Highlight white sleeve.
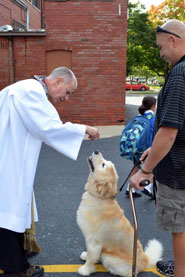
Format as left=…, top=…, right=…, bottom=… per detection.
left=13, top=85, right=86, bottom=160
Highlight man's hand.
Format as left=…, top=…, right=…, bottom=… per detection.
left=86, top=126, right=100, bottom=140
left=130, top=170, right=152, bottom=191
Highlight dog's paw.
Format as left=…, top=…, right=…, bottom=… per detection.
left=80, top=251, right=87, bottom=261
left=78, top=264, right=95, bottom=276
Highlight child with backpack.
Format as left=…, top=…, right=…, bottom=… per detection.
left=120, top=95, right=157, bottom=198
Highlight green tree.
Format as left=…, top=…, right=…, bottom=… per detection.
left=127, top=2, right=168, bottom=79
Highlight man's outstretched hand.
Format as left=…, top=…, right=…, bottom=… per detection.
left=86, top=126, right=100, bottom=140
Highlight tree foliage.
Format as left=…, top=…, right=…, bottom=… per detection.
left=127, top=2, right=167, bottom=78
left=149, top=0, right=185, bottom=27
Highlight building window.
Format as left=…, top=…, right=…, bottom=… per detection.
left=33, top=0, right=40, bottom=9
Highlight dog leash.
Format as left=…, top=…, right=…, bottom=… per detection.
left=119, top=160, right=150, bottom=192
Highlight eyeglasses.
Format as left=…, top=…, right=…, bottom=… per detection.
left=157, top=26, right=181, bottom=39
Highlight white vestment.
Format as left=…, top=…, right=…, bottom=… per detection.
left=0, top=79, right=86, bottom=232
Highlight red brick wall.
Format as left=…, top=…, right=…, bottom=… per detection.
left=0, top=0, right=41, bottom=29
left=0, top=38, right=9, bottom=88
left=0, top=0, right=127, bottom=126
left=44, top=0, right=127, bottom=125
left=13, top=36, right=46, bottom=78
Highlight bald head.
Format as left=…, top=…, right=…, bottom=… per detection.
left=161, top=19, right=185, bottom=39
left=48, top=67, right=78, bottom=89
left=156, top=19, right=185, bottom=66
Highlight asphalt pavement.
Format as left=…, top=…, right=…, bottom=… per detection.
left=28, top=94, right=172, bottom=277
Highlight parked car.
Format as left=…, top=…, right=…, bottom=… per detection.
left=126, top=81, right=150, bottom=91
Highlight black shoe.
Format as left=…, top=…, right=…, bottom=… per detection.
left=125, top=190, right=142, bottom=198
left=156, top=260, right=174, bottom=277
left=141, top=188, right=154, bottom=198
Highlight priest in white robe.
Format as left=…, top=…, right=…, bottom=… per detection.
left=0, top=67, right=100, bottom=276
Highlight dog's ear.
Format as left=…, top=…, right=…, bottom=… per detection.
left=96, top=181, right=117, bottom=198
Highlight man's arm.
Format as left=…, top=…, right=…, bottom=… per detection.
left=130, top=126, right=178, bottom=190
left=86, top=126, right=100, bottom=140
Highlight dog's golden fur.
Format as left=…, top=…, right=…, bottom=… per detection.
left=77, top=151, right=163, bottom=276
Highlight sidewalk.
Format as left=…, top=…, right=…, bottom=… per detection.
left=85, top=94, right=144, bottom=139
left=84, top=125, right=124, bottom=139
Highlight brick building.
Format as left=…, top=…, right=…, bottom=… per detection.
left=0, top=0, right=128, bottom=125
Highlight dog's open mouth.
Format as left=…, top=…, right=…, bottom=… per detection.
left=88, top=156, right=95, bottom=172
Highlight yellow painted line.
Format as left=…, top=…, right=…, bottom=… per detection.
left=0, top=265, right=164, bottom=275
left=43, top=264, right=107, bottom=272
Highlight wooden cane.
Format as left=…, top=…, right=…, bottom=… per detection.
left=129, top=179, right=150, bottom=277
left=129, top=184, right=138, bottom=277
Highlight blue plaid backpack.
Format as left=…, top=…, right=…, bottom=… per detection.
left=120, top=113, right=152, bottom=161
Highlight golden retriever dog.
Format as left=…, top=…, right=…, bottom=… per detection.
left=77, top=151, right=163, bottom=276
